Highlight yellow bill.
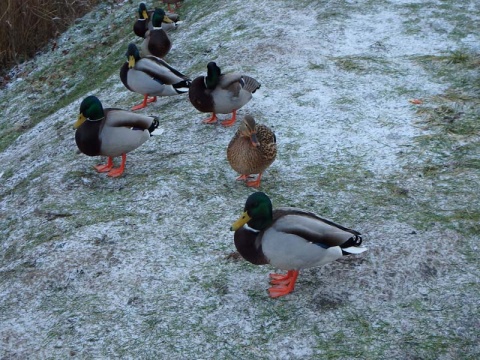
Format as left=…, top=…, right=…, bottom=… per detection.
left=74, top=113, right=86, bottom=129
left=230, top=211, right=251, bottom=231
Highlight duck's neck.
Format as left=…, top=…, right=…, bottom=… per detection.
left=87, top=116, right=104, bottom=122
left=247, top=213, right=273, bottom=231
left=204, top=70, right=220, bottom=89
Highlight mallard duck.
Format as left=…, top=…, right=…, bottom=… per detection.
left=227, top=115, right=277, bottom=188
left=162, top=0, right=183, bottom=13
left=189, top=62, right=261, bottom=127
left=141, top=8, right=172, bottom=58
left=134, top=3, right=178, bottom=38
left=133, top=2, right=150, bottom=38
left=162, top=11, right=180, bottom=32
left=74, top=95, right=160, bottom=177
left=231, top=192, right=367, bottom=298
left=120, top=43, right=191, bottom=111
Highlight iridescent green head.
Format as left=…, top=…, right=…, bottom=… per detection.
left=74, top=95, right=104, bottom=129
left=231, top=192, right=273, bottom=231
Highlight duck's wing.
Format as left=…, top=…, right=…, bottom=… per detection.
left=104, top=108, right=154, bottom=130
left=272, top=207, right=363, bottom=248
left=218, top=73, right=243, bottom=94
left=135, top=57, right=190, bottom=84
left=219, top=73, right=261, bottom=95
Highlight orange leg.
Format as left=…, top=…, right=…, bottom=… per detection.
left=106, top=154, right=127, bottom=177
left=268, top=270, right=299, bottom=298
left=132, top=95, right=156, bottom=111
left=246, top=173, right=262, bottom=188
left=269, top=270, right=294, bottom=283
left=202, top=113, right=218, bottom=124
left=95, top=157, right=114, bottom=173
left=221, top=109, right=238, bottom=127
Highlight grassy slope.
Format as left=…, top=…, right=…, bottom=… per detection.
left=0, top=0, right=479, bottom=359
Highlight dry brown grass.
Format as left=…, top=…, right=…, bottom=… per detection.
left=0, top=0, right=99, bottom=74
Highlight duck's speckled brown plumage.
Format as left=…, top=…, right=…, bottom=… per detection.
left=227, top=115, right=276, bottom=186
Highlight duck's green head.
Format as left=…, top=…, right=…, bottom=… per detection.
left=138, top=2, right=148, bottom=20
left=231, top=192, right=273, bottom=231
left=74, top=95, right=104, bottom=129
left=238, top=115, right=259, bottom=147
left=205, top=62, right=222, bottom=89
left=152, top=8, right=173, bottom=27
left=126, top=43, right=141, bottom=69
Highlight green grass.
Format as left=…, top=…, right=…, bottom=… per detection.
left=330, top=55, right=403, bottom=76
left=0, top=2, right=132, bottom=152
left=401, top=48, right=480, bottom=238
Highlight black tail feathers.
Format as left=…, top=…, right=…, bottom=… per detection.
left=341, top=234, right=363, bottom=255
left=148, top=117, right=160, bottom=134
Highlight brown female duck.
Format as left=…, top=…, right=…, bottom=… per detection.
left=227, top=115, right=276, bottom=188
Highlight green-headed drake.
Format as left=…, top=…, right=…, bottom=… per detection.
left=189, top=62, right=261, bottom=127
left=231, top=192, right=367, bottom=298
left=141, top=8, right=173, bottom=58
left=227, top=115, right=277, bottom=188
left=133, top=2, right=150, bottom=38
left=120, top=43, right=191, bottom=111
left=134, top=3, right=179, bottom=38
left=74, top=96, right=160, bottom=177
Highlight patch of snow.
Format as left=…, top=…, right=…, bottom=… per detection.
left=1, top=0, right=479, bottom=358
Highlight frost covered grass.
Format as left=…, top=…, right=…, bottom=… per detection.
left=1, top=0, right=479, bottom=359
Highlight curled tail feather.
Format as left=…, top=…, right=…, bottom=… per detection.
left=341, top=235, right=367, bottom=255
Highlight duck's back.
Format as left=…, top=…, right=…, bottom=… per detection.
left=98, top=109, right=152, bottom=157
left=272, top=208, right=362, bottom=245
left=260, top=208, right=363, bottom=270
left=213, top=74, right=260, bottom=113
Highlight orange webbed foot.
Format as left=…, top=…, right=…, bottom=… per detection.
left=95, top=157, right=114, bottom=173
left=267, top=270, right=299, bottom=298
left=106, top=167, right=125, bottom=177
left=202, top=113, right=218, bottom=124
left=221, top=118, right=236, bottom=127
left=221, top=110, right=238, bottom=127
left=235, top=174, right=250, bottom=181
left=246, top=173, right=262, bottom=188
left=131, top=95, right=156, bottom=111
left=106, top=154, right=126, bottom=177
left=268, top=285, right=295, bottom=298
left=269, top=271, right=292, bottom=284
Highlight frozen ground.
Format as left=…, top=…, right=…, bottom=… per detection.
left=0, top=0, right=479, bottom=359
